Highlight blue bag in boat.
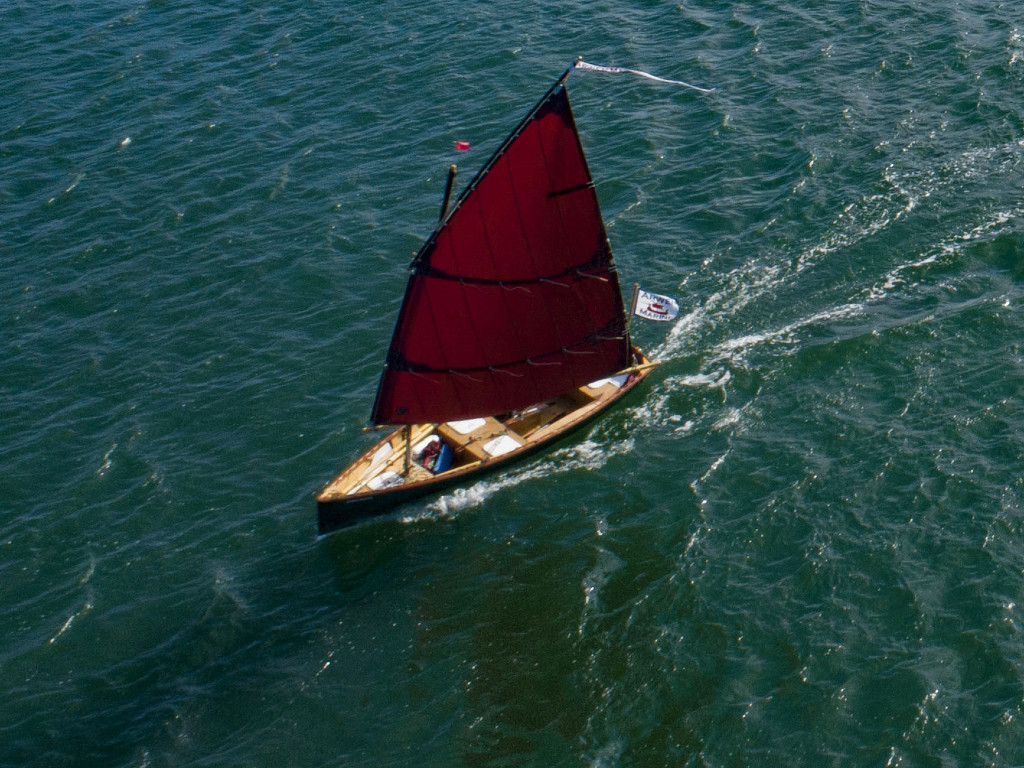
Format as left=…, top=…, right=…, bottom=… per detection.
left=432, top=443, right=453, bottom=474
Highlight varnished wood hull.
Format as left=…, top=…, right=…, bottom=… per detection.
left=316, top=348, right=654, bottom=535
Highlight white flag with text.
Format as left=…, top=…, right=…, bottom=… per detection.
left=634, top=289, right=679, bottom=322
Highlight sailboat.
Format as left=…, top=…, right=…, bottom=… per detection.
left=317, top=60, right=661, bottom=535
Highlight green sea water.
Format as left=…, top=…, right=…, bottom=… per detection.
left=5, top=1, right=1024, bottom=766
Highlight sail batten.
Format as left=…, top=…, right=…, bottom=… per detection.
left=548, top=182, right=595, bottom=198
left=413, top=254, right=612, bottom=284
left=382, top=316, right=626, bottom=375
left=371, top=84, right=631, bottom=426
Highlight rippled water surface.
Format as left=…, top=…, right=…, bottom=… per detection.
left=5, top=1, right=1024, bottom=766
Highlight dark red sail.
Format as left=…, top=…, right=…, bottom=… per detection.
left=370, top=84, right=631, bottom=425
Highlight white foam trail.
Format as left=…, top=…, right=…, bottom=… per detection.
left=423, top=138, right=1023, bottom=522
left=46, top=172, right=86, bottom=204
left=49, top=602, right=93, bottom=644
left=710, top=302, right=864, bottom=368
left=1010, top=28, right=1024, bottom=66
left=863, top=204, right=1024, bottom=304
left=652, top=149, right=933, bottom=366
left=97, top=443, right=116, bottom=477
left=579, top=546, right=626, bottom=633
left=78, top=556, right=96, bottom=586
left=418, top=438, right=636, bottom=519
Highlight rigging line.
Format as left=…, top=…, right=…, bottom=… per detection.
left=450, top=369, right=484, bottom=383
left=490, top=366, right=524, bottom=378
left=408, top=370, right=444, bottom=384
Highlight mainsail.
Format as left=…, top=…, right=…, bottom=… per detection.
left=370, top=77, right=631, bottom=426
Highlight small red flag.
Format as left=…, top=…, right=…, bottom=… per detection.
left=454, top=141, right=470, bottom=151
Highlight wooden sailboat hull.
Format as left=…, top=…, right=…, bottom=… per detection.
left=317, top=349, right=654, bottom=535
left=315, top=68, right=673, bottom=536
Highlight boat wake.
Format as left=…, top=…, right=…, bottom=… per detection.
left=399, top=131, right=1024, bottom=524
left=408, top=437, right=637, bottom=521
left=638, top=132, right=1024, bottom=442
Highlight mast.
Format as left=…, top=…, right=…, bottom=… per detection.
left=626, top=283, right=639, bottom=331
left=439, top=164, right=457, bottom=222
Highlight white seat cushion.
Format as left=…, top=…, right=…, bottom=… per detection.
left=447, top=418, right=487, bottom=435
left=483, top=434, right=521, bottom=457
